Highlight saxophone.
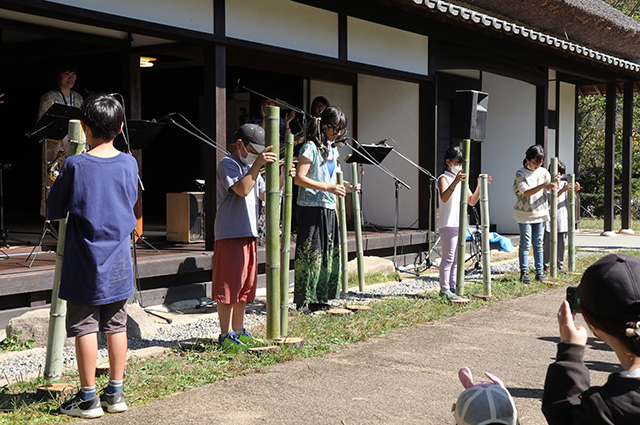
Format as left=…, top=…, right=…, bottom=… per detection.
left=47, top=149, right=65, bottom=182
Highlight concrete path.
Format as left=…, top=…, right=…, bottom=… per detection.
left=77, top=285, right=620, bottom=425
left=70, top=231, right=639, bottom=424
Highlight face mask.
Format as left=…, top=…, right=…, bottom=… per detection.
left=239, top=143, right=259, bottom=165
left=450, top=164, right=462, bottom=175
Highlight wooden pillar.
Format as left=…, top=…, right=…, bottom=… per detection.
left=203, top=0, right=228, bottom=250
left=203, top=45, right=226, bottom=250
left=536, top=77, right=549, bottom=157
left=418, top=79, right=437, bottom=231
left=603, top=82, right=616, bottom=234
left=121, top=49, right=143, bottom=238
left=555, top=78, right=560, bottom=158
left=621, top=81, right=633, bottom=232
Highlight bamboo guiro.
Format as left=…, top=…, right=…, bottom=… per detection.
left=280, top=132, right=294, bottom=337
left=336, top=170, right=349, bottom=293
left=265, top=106, right=281, bottom=340
left=455, top=139, right=470, bottom=296
left=44, top=119, right=85, bottom=380
left=567, top=174, right=576, bottom=272
left=350, top=162, right=365, bottom=291
left=479, top=174, right=491, bottom=296
left=549, top=157, right=558, bottom=279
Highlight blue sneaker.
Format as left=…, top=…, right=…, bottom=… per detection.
left=439, top=289, right=461, bottom=300
left=235, top=329, right=265, bottom=347
left=218, top=332, right=247, bottom=352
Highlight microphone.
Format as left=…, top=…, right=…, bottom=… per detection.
left=332, top=137, right=350, bottom=148
left=230, top=77, right=242, bottom=99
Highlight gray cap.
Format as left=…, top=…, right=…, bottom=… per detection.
left=235, top=124, right=265, bottom=147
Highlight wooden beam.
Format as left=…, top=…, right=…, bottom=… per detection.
left=621, top=81, right=634, bottom=230
left=536, top=78, right=549, bottom=154
left=604, top=82, right=616, bottom=232
left=419, top=80, right=437, bottom=231
left=203, top=44, right=226, bottom=250
left=121, top=48, right=144, bottom=239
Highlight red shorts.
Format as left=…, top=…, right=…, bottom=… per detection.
left=212, top=237, right=257, bottom=304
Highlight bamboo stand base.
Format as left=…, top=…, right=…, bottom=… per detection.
left=451, top=298, right=471, bottom=305
left=327, top=308, right=352, bottom=315
left=473, top=294, right=493, bottom=301
left=36, top=383, right=76, bottom=400
left=247, top=346, right=280, bottom=355
left=274, top=337, right=305, bottom=348
left=345, top=305, right=371, bottom=312
left=96, top=360, right=131, bottom=377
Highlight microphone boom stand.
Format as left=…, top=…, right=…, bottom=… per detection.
left=343, top=138, right=417, bottom=279
left=382, top=140, right=439, bottom=274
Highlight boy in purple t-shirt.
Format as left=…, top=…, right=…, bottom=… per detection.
left=47, top=94, right=138, bottom=418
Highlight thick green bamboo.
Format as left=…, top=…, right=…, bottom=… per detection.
left=567, top=174, right=576, bottom=272
left=550, top=158, right=558, bottom=279
left=279, top=132, right=294, bottom=337
left=455, top=139, right=470, bottom=296
left=479, top=174, right=491, bottom=296
left=336, top=170, right=349, bottom=293
left=44, top=119, right=85, bottom=380
left=265, top=106, right=280, bottom=340
left=350, top=163, right=365, bottom=291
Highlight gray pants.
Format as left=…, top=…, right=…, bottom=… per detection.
left=543, top=231, right=566, bottom=270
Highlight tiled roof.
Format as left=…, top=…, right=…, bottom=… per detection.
left=412, top=0, right=640, bottom=74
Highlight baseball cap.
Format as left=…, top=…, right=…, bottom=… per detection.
left=577, top=253, right=640, bottom=321
left=235, top=124, right=265, bottom=152
left=454, top=384, right=518, bottom=425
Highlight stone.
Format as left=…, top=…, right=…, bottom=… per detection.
left=5, top=308, right=73, bottom=347
left=347, top=256, right=396, bottom=277
left=126, top=303, right=159, bottom=340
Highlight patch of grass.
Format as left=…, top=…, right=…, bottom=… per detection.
left=0, top=332, right=34, bottom=353
left=348, top=271, right=399, bottom=286
left=579, top=216, right=640, bottom=231
left=0, top=250, right=635, bottom=424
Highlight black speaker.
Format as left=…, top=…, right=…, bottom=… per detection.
left=452, top=90, right=489, bottom=142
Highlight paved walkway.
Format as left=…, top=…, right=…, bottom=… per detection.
left=73, top=231, right=639, bottom=425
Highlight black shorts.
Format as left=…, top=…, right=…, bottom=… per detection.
left=66, top=300, right=128, bottom=338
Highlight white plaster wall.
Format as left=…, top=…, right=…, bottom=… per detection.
left=558, top=82, right=576, bottom=174
left=482, top=73, right=537, bottom=234
left=348, top=17, right=428, bottom=75
left=309, top=80, right=354, bottom=180
left=46, top=0, right=214, bottom=33
left=226, top=0, right=339, bottom=57
left=356, top=75, right=420, bottom=228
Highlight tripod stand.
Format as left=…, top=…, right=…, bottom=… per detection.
left=26, top=219, right=58, bottom=267
left=464, top=207, right=484, bottom=275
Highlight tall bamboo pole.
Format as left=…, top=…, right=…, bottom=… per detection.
left=44, top=119, right=84, bottom=381
left=479, top=174, right=491, bottom=296
left=336, top=170, right=349, bottom=293
left=550, top=158, right=558, bottom=279
left=455, top=139, right=470, bottom=296
left=265, top=106, right=280, bottom=340
left=279, top=132, right=294, bottom=337
left=350, top=163, right=365, bottom=291
left=567, top=174, right=576, bottom=272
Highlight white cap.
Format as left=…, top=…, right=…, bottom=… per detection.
left=454, top=384, right=518, bottom=425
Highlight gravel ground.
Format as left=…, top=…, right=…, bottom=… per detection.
left=0, top=257, right=528, bottom=384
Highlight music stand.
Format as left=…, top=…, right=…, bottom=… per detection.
left=25, top=104, right=84, bottom=267
left=379, top=139, right=439, bottom=274
left=117, top=119, right=166, bottom=253
left=342, top=139, right=416, bottom=278
left=26, top=104, right=83, bottom=140
left=114, top=120, right=165, bottom=152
